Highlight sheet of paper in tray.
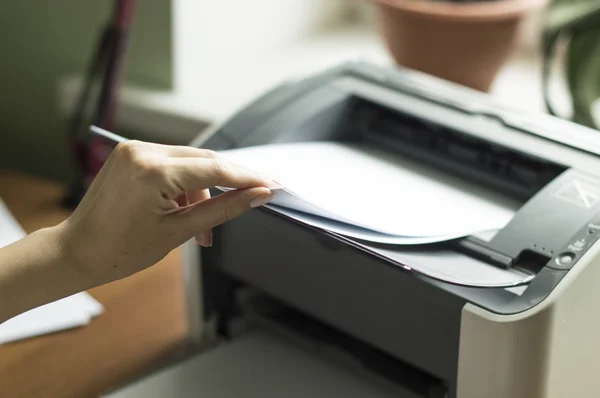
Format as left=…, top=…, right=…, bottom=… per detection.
left=218, top=141, right=521, bottom=245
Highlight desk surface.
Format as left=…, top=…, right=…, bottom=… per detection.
left=0, top=170, right=190, bottom=397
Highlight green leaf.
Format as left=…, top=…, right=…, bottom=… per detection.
left=566, top=26, right=600, bottom=128
left=545, top=1, right=600, bottom=33
left=542, top=0, right=600, bottom=129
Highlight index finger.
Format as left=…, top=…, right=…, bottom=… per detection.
left=165, top=157, right=279, bottom=192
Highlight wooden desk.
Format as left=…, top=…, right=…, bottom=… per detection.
left=0, top=170, right=190, bottom=397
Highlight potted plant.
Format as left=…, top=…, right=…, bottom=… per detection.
left=369, top=0, right=548, bottom=92
left=542, top=0, right=600, bottom=130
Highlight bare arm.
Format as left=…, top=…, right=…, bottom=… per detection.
left=0, top=140, right=276, bottom=324
left=0, top=223, right=89, bottom=323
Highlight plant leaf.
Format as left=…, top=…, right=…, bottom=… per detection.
left=542, top=0, right=600, bottom=126
left=566, top=26, right=600, bottom=129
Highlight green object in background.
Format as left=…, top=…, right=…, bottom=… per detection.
left=0, top=1, right=172, bottom=183
left=542, top=0, right=600, bottom=130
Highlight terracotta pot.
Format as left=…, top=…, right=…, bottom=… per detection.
left=370, top=0, right=547, bottom=92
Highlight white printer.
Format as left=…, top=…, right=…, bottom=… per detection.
left=104, top=61, right=600, bottom=398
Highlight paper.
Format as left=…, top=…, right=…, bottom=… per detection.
left=267, top=205, right=533, bottom=287
left=0, top=198, right=104, bottom=344
left=220, top=142, right=521, bottom=244
left=267, top=203, right=477, bottom=245
left=349, top=238, right=534, bottom=287
left=0, top=200, right=28, bottom=248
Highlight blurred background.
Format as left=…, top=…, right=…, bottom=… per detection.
left=0, top=0, right=595, bottom=186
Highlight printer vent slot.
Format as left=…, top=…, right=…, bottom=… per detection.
left=351, top=100, right=565, bottom=201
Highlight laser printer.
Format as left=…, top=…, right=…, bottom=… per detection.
left=104, top=61, right=600, bottom=398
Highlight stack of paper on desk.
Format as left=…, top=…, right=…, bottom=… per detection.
left=0, top=199, right=104, bottom=344
left=220, top=142, right=521, bottom=245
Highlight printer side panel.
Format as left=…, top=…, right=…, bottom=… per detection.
left=457, top=239, right=600, bottom=398
left=456, top=304, right=552, bottom=397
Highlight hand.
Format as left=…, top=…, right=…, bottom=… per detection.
left=61, top=140, right=276, bottom=285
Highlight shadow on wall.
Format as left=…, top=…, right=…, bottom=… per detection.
left=0, top=0, right=172, bottom=183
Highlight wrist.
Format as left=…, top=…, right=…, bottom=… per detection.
left=0, top=221, right=96, bottom=323
left=52, top=220, right=98, bottom=290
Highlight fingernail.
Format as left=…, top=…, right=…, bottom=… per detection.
left=250, top=194, right=273, bottom=208
left=268, top=180, right=283, bottom=189
left=195, top=232, right=212, bottom=247
left=195, top=234, right=205, bottom=246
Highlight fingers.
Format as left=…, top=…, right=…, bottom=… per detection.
left=166, top=157, right=278, bottom=192
left=164, top=145, right=219, bottom=159
left=175, top=192, right=190, bottom=207
left=113, top=140, right=277, bottom=194
left=188, top=189, right=212, bottom=246
left=188, top=189, right=210, bottom=204
left=178, top=187, right=273, bottom=233
left=130, top=140, right=219, bottom=159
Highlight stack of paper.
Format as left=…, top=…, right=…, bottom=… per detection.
left=0, top=199, right=104, bottom=344
left=220, top=141, right=521, bottom=245
left=218, top=142, right=534, bottom=288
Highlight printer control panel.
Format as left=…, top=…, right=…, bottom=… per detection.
left=549, top=217, right=600, bottom=271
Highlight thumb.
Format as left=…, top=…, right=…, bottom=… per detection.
left=180, top=187, right=273, bottom=233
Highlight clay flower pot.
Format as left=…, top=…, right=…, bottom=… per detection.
left=370, top=0, right=548, bottom=92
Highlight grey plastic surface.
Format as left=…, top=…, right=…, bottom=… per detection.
left=207, top=208, right=464, bottom=385
left=103, top=331, right=408, bottom=398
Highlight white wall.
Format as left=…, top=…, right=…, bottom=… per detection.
left=172, top=0, right=351, bottom=96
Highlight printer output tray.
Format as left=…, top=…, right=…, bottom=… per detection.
left=269, top=206, right=534, bottom=289
left=102, top=328, right=419, bottom=398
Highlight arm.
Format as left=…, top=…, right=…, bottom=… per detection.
left=0, top=140, right=276, bottom=324
left=0, top=223, right=89, bottom=323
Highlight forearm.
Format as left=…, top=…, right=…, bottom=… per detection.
left=0, top=222, right=92, bottom=324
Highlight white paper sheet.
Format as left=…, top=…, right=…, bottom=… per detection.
left=0, top=198, right=104, bottom=344
left=267, top=203, right=474, bottom=245
left=0, top=294, right=94, bottom=344
left=0, top=199, right=28, bottom=248
left=220, top=142, right=521, bottom=243
left=269, top=205, right=534, bottom=287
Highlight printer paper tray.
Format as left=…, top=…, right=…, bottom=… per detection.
left=270, top=206, right=534, bottom=288
left=103, top=329, right=420, bottom=398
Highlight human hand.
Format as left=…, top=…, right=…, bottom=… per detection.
left=61, top=140, right=276, bottom=285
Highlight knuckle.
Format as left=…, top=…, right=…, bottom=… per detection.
left=210, top=158, right=229, bottom=180
left=214, top=198, right=248, bottom=226
left=217, top=206, right=236, bottom=224
left=115, top=140, right=142, bottom=161
left=200, top=149, right=218, bottom=159
left=114, top=141, right=167, bottom=182
left=139, top=157, right=167, bottom=182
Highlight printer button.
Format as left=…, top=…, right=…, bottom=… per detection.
left=554, top=252, right=575, bottom=269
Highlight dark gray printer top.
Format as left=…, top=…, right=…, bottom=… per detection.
left=199, top=60, right=600, bottom=316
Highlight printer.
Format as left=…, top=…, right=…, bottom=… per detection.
left=104, top=61, right=600, bottom=398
